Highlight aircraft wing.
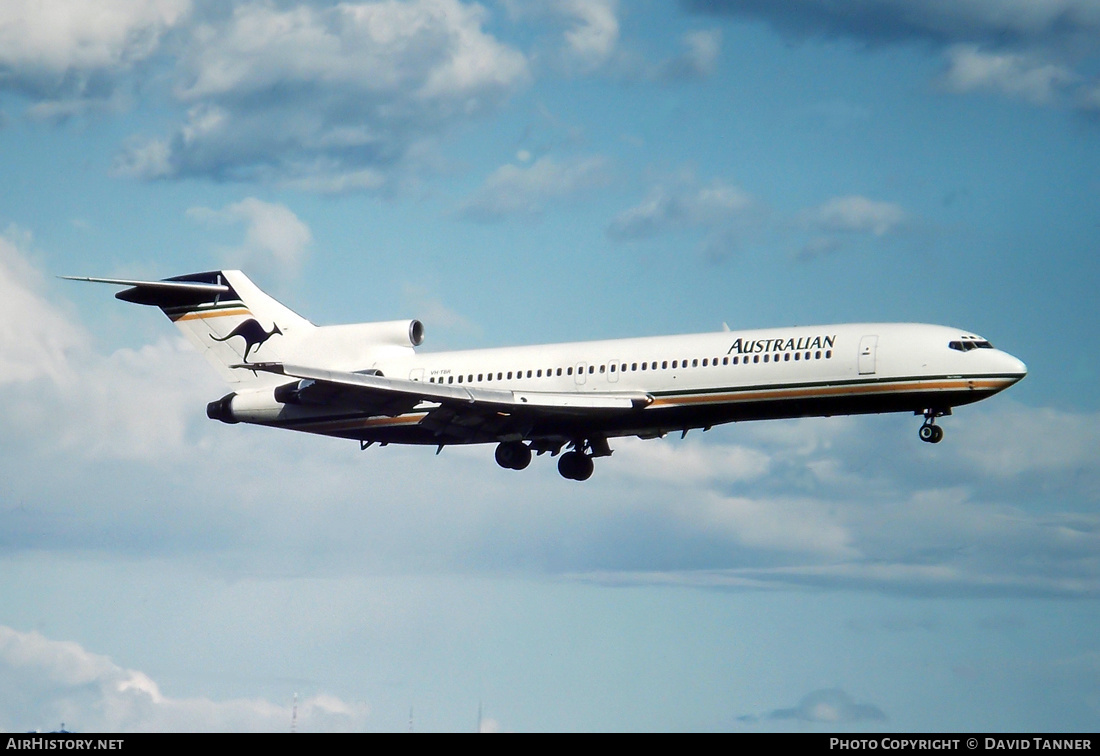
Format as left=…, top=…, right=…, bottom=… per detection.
left=244, top=362, right=653, bottom=441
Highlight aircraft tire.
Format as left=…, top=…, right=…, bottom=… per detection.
left=558, top=451, right=594, bottom=481
left=495, top=441, right=532, bottom=470
left=919, top=424, right=944, bottom=443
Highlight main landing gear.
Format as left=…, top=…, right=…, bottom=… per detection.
left=557, top=450, right=594, bottom=481
left=918, top=408, right=947, bottom=444
left=494, top=437, right=611, bottom=480
left=556, top=438, right=611, bottom=481
left=494, top=440, right=532, bottom=470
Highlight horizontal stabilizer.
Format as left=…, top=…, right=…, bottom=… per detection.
left=59, top=275, right=230, bottom=307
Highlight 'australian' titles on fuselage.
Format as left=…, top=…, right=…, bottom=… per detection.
left=727, top=333, right=836, bottom=356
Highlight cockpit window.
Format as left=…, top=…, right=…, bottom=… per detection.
left=949, top=339, right=994, bottom=352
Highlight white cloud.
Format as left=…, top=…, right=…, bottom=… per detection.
left=0, top=0, right=189, bottom=114
left=503, top=0, right=619, bottom=72
left=0, top=231, right=220, bottom=462
left=0, top=625, right=368, bottom=732
left=802, top=195, right=908, bottom=236
left=117, top=0, right=530, bottom=189
left=690, top=491, right=860, bottom=559
left=796, top=195, right=909, bottom=259
left=0, top=229, right=82, bottom=386
left=457, top=155, right=611, bottom=221
left=188, top=198, right=312, bottom=273
left=558, top=0, right=620, bottom=71
left=941, top=45, right=1077, bottom=105
left=0, top=0, right=189, bottom=75
left=954, top=404, right=1099, bottom=476
left=607, top=178, right=756, bottom=240
left=175, top=1, right=525, bottom=102
left=52, top=336, right=220, bottom=461
left=613, top=436, right=771, bottom=486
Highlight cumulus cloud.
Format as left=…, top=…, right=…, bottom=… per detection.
left=607, top=178, right=756, bottom=240
left=503, top=0, right=619, bottom=72
left=1, top=229, right=220, bottom=463
left=802, top=195, right=907, bottom=237
left=457, top=155, right=611, bottom=221
left=950, top=401, right=1100, bottom=480
left=504, top=2, right=718, bottom=83
left=114, top=0, right=530, bottom=190
left=940, top=44, right=1078, bottom=105
left=611, top=182, right=912, bottom=262
left=0, top=228, right=82, bottom=386
left=559, top=0, right=620, bottom=71
left=0, top=626, right=368, bottom=732
left=188, top=197, right=313, bottom=273
left=606, top=174, right=762, bottom=262
left=797, top=195, right=909, bottom=259
left=0, top=0, right=190, bottom=116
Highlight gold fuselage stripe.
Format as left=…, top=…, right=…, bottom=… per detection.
left=270, top=376, right=1012, bottom=433
left=647, top=377, right=1013, bottom=407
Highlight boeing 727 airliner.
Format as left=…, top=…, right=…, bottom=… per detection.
left=64, top=270, right=1027, bottom=480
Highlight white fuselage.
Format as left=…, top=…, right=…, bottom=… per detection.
left=243, top=322, right=1026, bottom=446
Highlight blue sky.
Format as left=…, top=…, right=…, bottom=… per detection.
left=1, top=0, right=1098, bottom=732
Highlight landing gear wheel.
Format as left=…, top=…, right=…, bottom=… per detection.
left=918, top=408, right=948, bottom=444
left=557, top=451, right=594, bottom=481
left=919, top=423, right=944, bottom=444
left=495, top=441, right=532, bottom=470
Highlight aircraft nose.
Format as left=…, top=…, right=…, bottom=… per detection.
left=1000, top=351, right=1028, bottom=382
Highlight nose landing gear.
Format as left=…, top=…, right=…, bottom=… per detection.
left=918, top=408, right=948, bottom=444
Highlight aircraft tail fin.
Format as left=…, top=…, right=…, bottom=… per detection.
left=62, top=271, right=313, bottom=386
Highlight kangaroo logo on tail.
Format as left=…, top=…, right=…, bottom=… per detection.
left=211, top=319, right=282, bottom=362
